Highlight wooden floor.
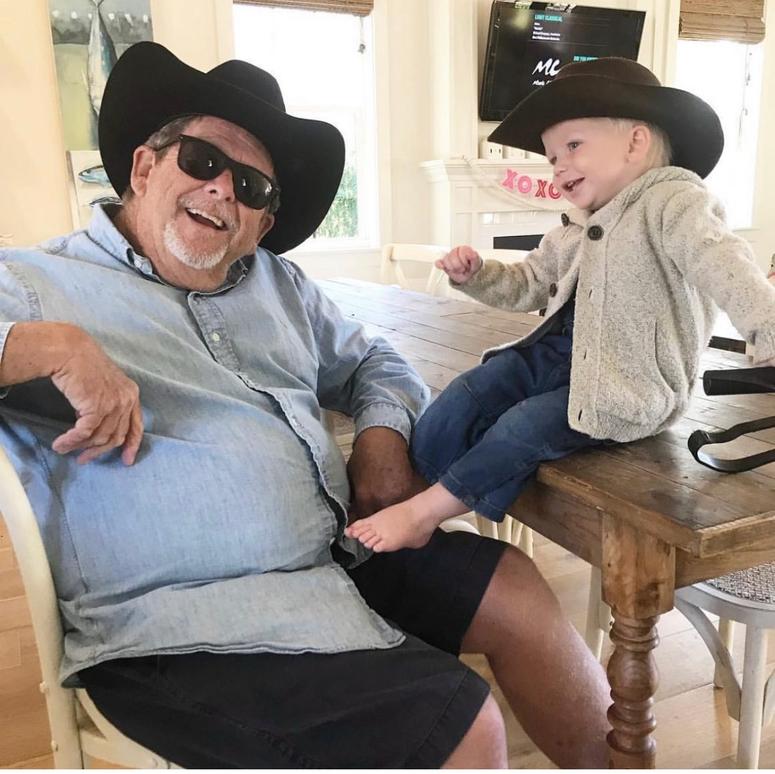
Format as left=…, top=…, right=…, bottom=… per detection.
left=4, top=475, right=775, bottom=768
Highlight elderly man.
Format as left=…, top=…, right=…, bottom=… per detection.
left=0, top=43, right=610, bottom=768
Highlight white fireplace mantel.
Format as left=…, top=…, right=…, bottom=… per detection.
left=420, top=156, right=567, bottom=249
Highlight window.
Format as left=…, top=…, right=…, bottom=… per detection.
left=674, top=40, right=764, bottom=229
left=233, top=3, right=378, bottom=249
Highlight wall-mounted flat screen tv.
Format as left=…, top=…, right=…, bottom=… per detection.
left=480, top=2, right=646, bottom=122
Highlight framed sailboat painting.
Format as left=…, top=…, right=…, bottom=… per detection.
left=49, top=0, right=153, bottom=225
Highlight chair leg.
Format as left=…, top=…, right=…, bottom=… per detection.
left=517, top=525, right=533, bottom=558
left=585, top=565, right=610, bottom=661
left=475, top=514, right=498, bottom=540
left=496, top=516, right=513, bottom=544
left=440, top=517, right=481, bottom=536
left=738, top=625, right=768, bottom=769
left=715, top=618, right=736, bottom=689
left=510, top=519, right=523, bottom=547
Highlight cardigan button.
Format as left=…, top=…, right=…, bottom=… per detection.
left=588, top=225, right=604, bottom=240
left=549, top=282, right=558, bottom=297
left=561, top=213, right=570, bottom=227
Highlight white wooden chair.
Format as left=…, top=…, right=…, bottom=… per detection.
left=380, top=243, right=530, bottom=303
left=379, top=243, right=533, bottom=554
left=675, top=565, right=775, bottom=769
left=586, top=563, right=775, bottom=768
left=380, top=243, right=450, bottom=296
left=0, top=445, right=175, bottom=769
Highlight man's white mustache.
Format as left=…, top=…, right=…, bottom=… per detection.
left=179, top=197, right=237, bottom=231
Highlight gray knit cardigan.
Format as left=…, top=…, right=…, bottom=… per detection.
left=457, top=166, right=775, bottom=442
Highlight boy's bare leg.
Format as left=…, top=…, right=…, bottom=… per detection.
left=442, top=693, right=507, bottom=769
left=345, top=482, right=469, bottom=552
left=462, top=544, right=611, bottom=768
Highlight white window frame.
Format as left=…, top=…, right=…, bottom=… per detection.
left=674, top=39, right=764, bottom=231
left=232, top=3, right=381, bottom=253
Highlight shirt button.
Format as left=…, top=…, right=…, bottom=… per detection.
left=549, top=282, right=558, bottom=297
left=588, top=225, right=604, bottom=240
left=211, top=332, right=222, bottom=343
left=561, top=213, right=570, bottom=227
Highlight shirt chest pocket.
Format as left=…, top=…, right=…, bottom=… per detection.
left=233, top=315, right=320, bottom=390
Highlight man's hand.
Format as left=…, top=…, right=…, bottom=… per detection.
left=435, top=245, right=483, bottom=285
left=346, top=426, right=419, bottom=522
left=51, top=335, right=143, bottom=465
left=0, top=322, right=143, bottom=465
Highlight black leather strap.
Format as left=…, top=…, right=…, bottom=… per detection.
left=688, top=417, right=775, bottom=472
left=688, top=366, right=775, bottom=473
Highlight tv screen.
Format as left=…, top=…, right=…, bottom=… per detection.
left=479, top=2, right=646, bottom=122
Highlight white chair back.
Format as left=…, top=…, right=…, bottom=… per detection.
left=380, top=243, right=450, bottom=296
left=380, top=244, right=530, bottom=298
left=0, top=445, right=173, bottom=769
left=476, top=248, right=530, bottom=265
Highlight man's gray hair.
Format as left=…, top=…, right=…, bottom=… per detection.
left=120, top=115, right=199, bottom=203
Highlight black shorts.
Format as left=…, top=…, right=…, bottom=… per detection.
left=78, top=530, right=507, bottom=768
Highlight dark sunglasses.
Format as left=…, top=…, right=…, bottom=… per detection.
left=153, top=134, right=281, bottom=212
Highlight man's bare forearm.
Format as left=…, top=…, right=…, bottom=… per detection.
left=0, top=321, right=85, bottom=386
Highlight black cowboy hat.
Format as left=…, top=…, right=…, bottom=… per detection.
left=489, top=57, right=723, bottom=179
left=98, top=42, right=345, bottom=254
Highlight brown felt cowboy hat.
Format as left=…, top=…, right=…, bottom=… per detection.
left=489, top=57, right=724, bottom=179
left=98, top=42, right=344, bottom=254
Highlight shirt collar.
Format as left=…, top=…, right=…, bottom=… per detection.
left=87, top=202, right=251, bottom=293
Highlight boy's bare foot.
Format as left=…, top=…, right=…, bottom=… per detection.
left=345, top=483, right=469, bottom=552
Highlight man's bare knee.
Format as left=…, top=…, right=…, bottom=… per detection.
left=442, top=692, right=507, bottom=769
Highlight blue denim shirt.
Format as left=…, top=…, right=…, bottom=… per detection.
left=0, top=205, right=430, bottom=685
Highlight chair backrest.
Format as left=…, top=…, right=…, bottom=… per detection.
left=380, top=243, right=450, bottom=296
left=0, top=445, right=171, bottom=769
left=0, top=446, right=83, bottom=767
left=381, top=244, right=530, bottom=298
left=476, top=248, right=530, bottom=265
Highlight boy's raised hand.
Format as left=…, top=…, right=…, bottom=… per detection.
left=435, top=245, right=483, bottom=285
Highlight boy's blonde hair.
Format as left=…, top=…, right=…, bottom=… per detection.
left=609, top=118, right=673, bottom=170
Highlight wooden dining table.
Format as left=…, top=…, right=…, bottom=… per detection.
left=317, top=277, right=775, bottom=769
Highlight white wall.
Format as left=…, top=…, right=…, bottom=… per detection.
left=2, top=0, right=773, bottom=274
left=1, top=0, right=72, bottom=246
left=0, top=0, right=233, bottom=248
left=748, top=0, right=775, bottom=273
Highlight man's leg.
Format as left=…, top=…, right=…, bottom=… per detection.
left=461, top=544, right=611, bottom=769
left=443, top=693, right=507, bottom=769
left=79, top=636, right=502, bottom=769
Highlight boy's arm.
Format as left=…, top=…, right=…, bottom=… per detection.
left=661, top=187, right=775, bottom=364
left=452, top=228, right=565, bottom=313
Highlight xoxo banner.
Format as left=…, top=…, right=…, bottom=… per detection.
left=500, top=169, right=562, bottom=202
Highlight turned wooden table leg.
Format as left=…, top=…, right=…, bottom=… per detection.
left=606, top=612, right=660, bottom=767
left=601, top=515, right=676, bottom=769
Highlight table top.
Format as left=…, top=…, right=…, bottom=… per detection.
left=318, top=278, right=775, bottom=560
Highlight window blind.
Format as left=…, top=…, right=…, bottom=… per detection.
left=679, top=0, right=766, bottom=44
left=234, top=0, right=373, bottom=16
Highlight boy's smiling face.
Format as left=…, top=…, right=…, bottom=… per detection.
left=541, top=117, right=652, bottom=212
